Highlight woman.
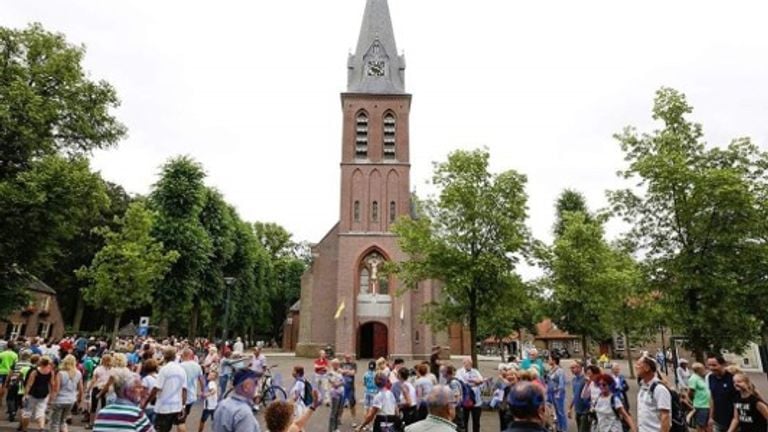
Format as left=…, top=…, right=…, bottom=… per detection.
left=140, top=359, right=159, bottom=425
left=726, top=373, right=768, bottom=432
left=97, top=353, right=129, bottom=404
left=203, top=346, right=219, bottom=375
left=687, top=362, right=710, bottom=432
left=356, top=373, right=399, bottom=432
left=264, top=399, right=320, bottom=432
left=49, top=355, right=84, bottom=432
left=593, top=374, right=635, bottom=432
left=413, top=364, right=434, bottom=422
left=85, top=353, right=112, bottom=428
left=22, top=356, right=54, bottom=432
left=397, top=367, right=417, bottom=426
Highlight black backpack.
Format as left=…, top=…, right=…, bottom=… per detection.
left=649, top=382, right=686, bottom=432
left=610, top=394, right=631, bottom=432
left=301, top=379, right=314, bottom=406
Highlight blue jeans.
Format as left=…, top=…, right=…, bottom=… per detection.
left=219, top=374, right=230, bottom=400
left=329, top=396, right=343, bottom=432
left=551, top=395, right=567, bottom=432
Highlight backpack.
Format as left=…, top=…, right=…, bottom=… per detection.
left=301, top=378, right=314, bottom=406
left=610, top=395, right=631, bottom=432
left=450, top=378, right=477, bottom=409
left=649, top=382, right=686, bottom=432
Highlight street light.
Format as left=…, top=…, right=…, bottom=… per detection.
left=223, top=277, right=236, bottom=342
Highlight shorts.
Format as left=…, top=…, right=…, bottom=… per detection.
left=693, top=408, right=709, bottom=427
left=0, top=374, right=7, bottom=385
left=22, top=396, right=48, bottom=420
left=201, top=409, right=215, bottom=423
left=343, top=385, right=356, bottom=407
left=184, top=403, right=193, bottom=417
left=155, top=412, right=183, bottom=432
left=364, top=393, right=375, bottom=408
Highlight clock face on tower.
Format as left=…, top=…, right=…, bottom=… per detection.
left=366, top=60, right=385, bottom=77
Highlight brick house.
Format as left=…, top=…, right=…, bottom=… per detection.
left=1, top=278, right=65, bottom=341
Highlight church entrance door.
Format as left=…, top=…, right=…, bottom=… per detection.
left=358, top=322, right=388, bottom=359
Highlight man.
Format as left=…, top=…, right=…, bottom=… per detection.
left=233, top=338, right=244, bottom=355
left=520, top=349, right=544, bottom=379
left=94, top=369, right=154, bottom=432
left=636, top=356, right=671, bottom=432
left=6, top=350, right=32, bottom=422
left=75, top=335, right=89, bottom=359
left=212, top=368, right=261, bottom=432
left=430, top=346, right=442, bottom=378
left=145, top=348, right=188, bottom=432
left=0, top=342, right=18, bottom=403
left=340, top=353, right=358, bottom=423
left=314, top=350, right=329, bottom=405
left=676, top=359, right=691, bottom=392
left=249, top=346, right=267, bottom=376
left=567, top=361, right=591, bottom=432
left=456, top=358, right=483, bottom=432
left=328, top=359, right=345, bottom=432
left=405, top=385, right=457, bottom=432
left=706, top=354, right=737, bottom=432
left=610, top=363, right=630, bottom=410
left=546, top=355, right=566, bottom=432
left=179, top=348, right=204, bottom=432
left=504, top=382, right=549, bottom=432
left=445, top=365, right=464, bottom=431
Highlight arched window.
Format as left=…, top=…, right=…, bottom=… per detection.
left=356, top=112, right=369, bottom=159
left=389, top=201, right=396, bottom=223
left=359, top=268, right=370, bottom=294
left=383, top=113, right=396, bottom=160
left=354, top=200, right=360, bottom=222
left=372, top=201, right=379, bottom=222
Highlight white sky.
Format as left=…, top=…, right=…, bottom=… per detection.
left=6, top=1, right=768, bottom=279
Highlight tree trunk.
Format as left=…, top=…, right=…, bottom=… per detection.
left=159, top=318, right=169, bottom=338
left=111, top=313, right=121, bottom=349
left=72, top=295, right=86, bottom=332
left=469, top=307, right=479, bottom=367
left=189, top=300, right=200, bottom=339
left=582, top=334, right=589, bottom=362
left=624, top=328, right=635, bottom=379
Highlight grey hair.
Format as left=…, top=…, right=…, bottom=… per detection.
left=426, top=385, right=454, bottom=412
left=112, top=369, right=141, bottom=399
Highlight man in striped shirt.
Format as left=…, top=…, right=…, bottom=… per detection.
left=94, top=369, right=155, bottom=432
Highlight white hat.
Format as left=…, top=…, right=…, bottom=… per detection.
left=679, top=358, right=688, bottom=364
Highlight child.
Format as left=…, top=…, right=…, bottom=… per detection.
left=198, top=370, right=218, bottom=432
left=363, top=361, right=378, bottom=412
left=290, top=366, right=308, bottom=418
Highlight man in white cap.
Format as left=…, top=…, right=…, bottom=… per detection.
left=233, top=337, right=244, bottom=354
left=676, top=358, right=691, bottom=391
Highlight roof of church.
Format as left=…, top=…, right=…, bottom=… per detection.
left=347, top=0, right=406, bottom=94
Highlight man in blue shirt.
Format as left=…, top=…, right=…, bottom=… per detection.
left=706, top=354, right=737, bottom=432
left=213, top=368, right=261, bottom=432
left=568, top=361, right=590, bottom=432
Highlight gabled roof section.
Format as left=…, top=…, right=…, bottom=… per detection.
left=27, top=276, right=56, bottom=295
left=347, top=0, right=406, bottom=94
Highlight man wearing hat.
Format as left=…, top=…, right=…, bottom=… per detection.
left=212, top=368, right=261, bottom=432
left=676, top=359, right=691, bottom=391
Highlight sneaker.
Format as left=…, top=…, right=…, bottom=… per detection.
left=352, top=424, right=359, bottom=428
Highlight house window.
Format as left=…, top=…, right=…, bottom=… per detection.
left=383, top=113, right=396, bottom=160
left=372, top=201, right=379, bottom=222
left=359, top=268, right=370, bottom=294
left=389, top=201, right=396, bottom=223
left=378, top=276, right=389, bottom=295
left=39, top=296, right=50, bottom=312
left=415, top=331, right=420, bottom=343
left=354, top=201, right=360, bottom=222
left=356, top=112, right=369, bottom=159
left=38, top=322, right=51, bottom=339
left=9, top=323, right=22, bottom=340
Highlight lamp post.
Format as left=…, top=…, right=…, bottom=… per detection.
left=223, top=277, right=236, bottom=342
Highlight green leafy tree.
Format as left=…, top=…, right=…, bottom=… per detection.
left=149, top=156, right=212, bottom=334
left=391, top=149, right=530, bottom=365
left=78, top=201, right=178, bottom=342
left=0, top=23, right=125, bottom=315
left=609, top=87, right=768, bottom=357
left=0, top=156, right=108, bottom=316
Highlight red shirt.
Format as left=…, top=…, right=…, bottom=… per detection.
left=59, top=339, right=73, bottom=353
left=314, top=358, right=328, bottom=374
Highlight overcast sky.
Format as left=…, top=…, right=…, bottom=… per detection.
left=6, top=1, right=768, bottom=279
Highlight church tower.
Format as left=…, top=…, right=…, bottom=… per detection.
left=296, top=0, right=442, bottom=359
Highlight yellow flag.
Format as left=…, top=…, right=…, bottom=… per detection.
left=334, top=300, right=346, bottom=320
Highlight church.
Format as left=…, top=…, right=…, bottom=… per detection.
left=295, top=0, right=449, bottom=359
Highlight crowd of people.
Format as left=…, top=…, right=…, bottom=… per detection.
left=0, top=336, right=766, bottom=432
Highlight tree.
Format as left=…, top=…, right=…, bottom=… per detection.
left=78, top=201, right=178, bottom=343
left=0, top=23, right=126, bottom=315
left=391, top=148, right=530, bottom=365
left=609, top=87, right=768, bottom=357
left=0, top=156, right=109, bottom=317
left=149, top=156, right=212, bottom=334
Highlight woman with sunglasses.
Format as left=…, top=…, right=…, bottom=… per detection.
left=593, top=374, right=635, bottom=432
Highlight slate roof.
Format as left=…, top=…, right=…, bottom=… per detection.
left=27, top=277, right=56, bottom=295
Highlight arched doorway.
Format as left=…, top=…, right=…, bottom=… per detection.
left=358, top=322, right=388, bottom=359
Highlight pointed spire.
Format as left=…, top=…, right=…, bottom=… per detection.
left=347, top=0, right=406, bottom=94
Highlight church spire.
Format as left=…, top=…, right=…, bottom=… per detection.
left=347, top=0, right=406, bottom=94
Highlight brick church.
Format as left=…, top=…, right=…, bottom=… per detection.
left=295, top=0, right=448, bottom=359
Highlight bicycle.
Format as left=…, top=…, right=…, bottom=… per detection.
left=255, top=365, right=287, bottom=409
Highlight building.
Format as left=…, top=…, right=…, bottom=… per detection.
left=1, top=277, right=65, bottom=341
left=295, top=0, right=446, bottom=359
